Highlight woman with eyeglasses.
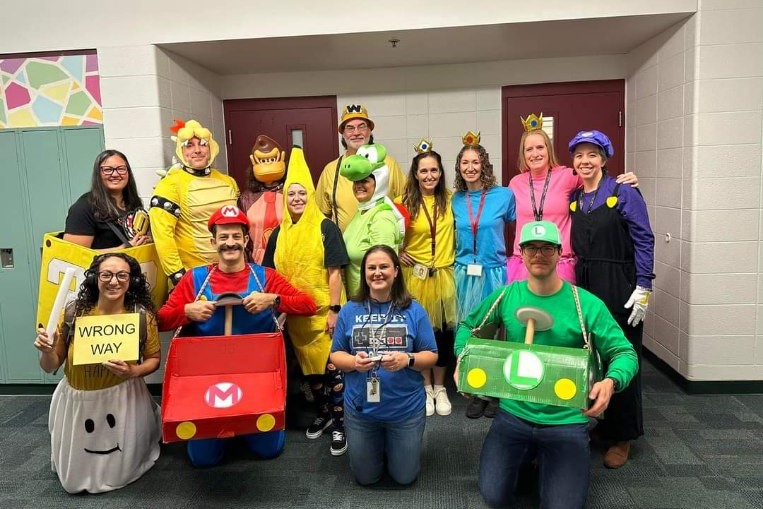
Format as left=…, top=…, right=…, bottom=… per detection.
left=33, top=252, right=161, bottom=493
left=64, top=149, right=152, bottom=250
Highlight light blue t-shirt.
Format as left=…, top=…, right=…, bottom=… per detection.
left=452, top=186, right=516, bottom=268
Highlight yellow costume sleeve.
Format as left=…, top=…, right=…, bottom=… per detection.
left=386, top=155, right=407, bottom=200
left=315, top=158, right=338, bottom=218
left=149, top=170, right=184, bottom=281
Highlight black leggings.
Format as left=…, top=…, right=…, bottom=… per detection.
left=306, top=362, right=344, bottom=429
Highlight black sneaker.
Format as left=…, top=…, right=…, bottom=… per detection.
left=305, top=415, right=331, bottom=439
left=483, top=398, right=499, bottom=418
left=330, top=428, right=347, bottom=456
left=466, top=396, right=488, bottom=419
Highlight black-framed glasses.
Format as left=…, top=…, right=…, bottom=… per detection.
left=343, top=123, right=369, bottom=134
left=100, top=166, right=128, bottom=176
left=521, top=245, right=559, bottom=257
left=98, top=270, right=130, bottom=282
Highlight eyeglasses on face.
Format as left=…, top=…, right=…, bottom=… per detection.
left=100, top=166, right=128, bottom=176
left=98, top=270, right=131, bottom=282
left=343, top=123, right=369, bottom=134
left=521, top=245, right=559, bottom=257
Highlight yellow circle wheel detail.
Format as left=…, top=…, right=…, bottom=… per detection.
left=176, top=421, right=197, bottom=440
left=554, top=378, right=577, bottom=401
left=466, top=368, right=488, bottom=389
left=256, top=414, right=276, bottom=432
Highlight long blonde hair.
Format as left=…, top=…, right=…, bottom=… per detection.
left=517, top=129, right=560, bottom=173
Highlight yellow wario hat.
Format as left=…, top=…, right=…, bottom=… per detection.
left=175, top=120, right=220, bottom=168
left=338, top=104, right=375, bottom=133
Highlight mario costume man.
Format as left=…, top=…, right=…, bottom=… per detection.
left=239, top=134, right=287, bottom=264
left=149, top=120, right=240, bottom=286
left=316, top=104, right=406, bottom=232
left=157, top=205, right=317, bottom=467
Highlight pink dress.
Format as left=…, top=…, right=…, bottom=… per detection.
left=507, top=166, right=581, bottom=283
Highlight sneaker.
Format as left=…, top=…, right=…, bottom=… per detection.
left=425, top=386, right=435, bottom=416
left=330, top=429, right=347, bottom=456
left=305, top=415, right=331, bottom=439
left=433, top=386, right=452, bottom=416
left=466, top=396, right=488, bottom=419
left=483, top=398, right=499, bottom=418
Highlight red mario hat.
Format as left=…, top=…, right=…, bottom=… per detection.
left=207, top=205, right=249, bottom=232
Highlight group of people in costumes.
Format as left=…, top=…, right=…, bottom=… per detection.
left=34, top=104, right=654, bottom=508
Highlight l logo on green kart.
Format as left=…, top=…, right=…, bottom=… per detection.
left=503, top=351, right=544, bottom=390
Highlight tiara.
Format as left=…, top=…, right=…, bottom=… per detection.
left=413, top=138, right=433, bottom=154
left=521, top=113, right=543, bottom=132
left=462, top=131, right=480, bottom=146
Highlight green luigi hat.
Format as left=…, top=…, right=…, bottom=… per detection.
left=519, top=220, right=562, bottom=246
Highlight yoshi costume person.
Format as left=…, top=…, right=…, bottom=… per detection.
left=239, top=135, right=286, bottom=264
left=149, top=120, right=240, bottom=286
left=340, top=143, right=406, bottom=297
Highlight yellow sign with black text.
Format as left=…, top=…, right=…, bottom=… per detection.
left=72, top=313, right=140, bottom=365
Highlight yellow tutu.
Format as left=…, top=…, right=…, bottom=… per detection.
left=402, top=265, right=457, bottom=331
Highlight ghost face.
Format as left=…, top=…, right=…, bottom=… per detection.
left=83, top=413, right=122, bottom=455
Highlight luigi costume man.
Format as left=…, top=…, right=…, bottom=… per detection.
left=455, top=220, right=638, bottom=509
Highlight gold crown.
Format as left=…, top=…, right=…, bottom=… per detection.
left=462, top=131, right=480, bottom=146
left=521, top=113, right=543, bottom=132
left=413, top=138, right=433, bottom=154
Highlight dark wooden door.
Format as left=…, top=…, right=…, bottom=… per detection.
left=501, top=80, right=625, bottom=250
left=223, top=96, right=339, bottom=189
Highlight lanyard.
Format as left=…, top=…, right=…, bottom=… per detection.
left=365, top=300, right=395, bottom=378
left=420, top=198, right=438, bottom=263
left=466, top=189, right=487, bottom=258
left=579, top=176, right=604, bottom=214
left=528, top=169, right=552, bottom=221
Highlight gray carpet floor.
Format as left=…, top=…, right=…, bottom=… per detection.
left=1, top=358, right=761, bottom=508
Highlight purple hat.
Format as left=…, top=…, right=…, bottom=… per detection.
left=568, top=130, right=614, bottom=158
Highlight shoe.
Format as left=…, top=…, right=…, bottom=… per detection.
left=330, top=428, right=347, bottom=456
left=603, top=441, right=630, bottom=469
left=433, top=386, right=452, bottom=416
left=466, top=396, right=488, bottom=419
left=425, top=386, right=435, bottom=416
left=483, top=398, right=499, bottom=418
left=305, top=415, right=331, bottom=439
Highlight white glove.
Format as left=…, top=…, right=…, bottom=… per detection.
left=624, top=286, right=651, bottom=326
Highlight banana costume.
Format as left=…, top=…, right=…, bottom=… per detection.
left=149, top=120, right=239, bottom=285
left=273, top=146, right=345, bottom=375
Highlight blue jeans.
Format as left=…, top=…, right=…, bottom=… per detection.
left=479, top=409, right=590, bottom=509
left=344, top=407, right=426, bottom=485
left=187, top=430, right=285, bottom=467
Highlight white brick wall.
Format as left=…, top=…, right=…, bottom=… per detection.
left=336, top=89, right=503, bottom=188
left=628, top=3, right=763, bottom=380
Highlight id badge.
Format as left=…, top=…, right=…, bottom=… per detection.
left=366, top=377, right=381, bottom=403
left=466, top=263, right=483, bottom=277
left=412, top=263, right=428, bottom=280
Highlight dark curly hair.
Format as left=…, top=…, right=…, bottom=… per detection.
left=402, top=150, right=449, bottom=221
left=453, top=144, right=497, bottom=192
left=352, top=245, right=412, bottom=309
left=75, top=253, right=155, bottom=315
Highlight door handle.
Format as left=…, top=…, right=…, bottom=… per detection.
left=1, top=248, right=13, bottom=268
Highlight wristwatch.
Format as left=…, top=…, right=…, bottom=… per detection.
left=407, top=352, right=415, bottom=368
left=272, top=295, right=281, bottom=310
left=328, top=304, right=342, bottom=313
left=605, top=377, right=620, bottom=392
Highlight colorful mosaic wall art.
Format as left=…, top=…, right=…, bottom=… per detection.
left=0, top=53, right=102, bottom=128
